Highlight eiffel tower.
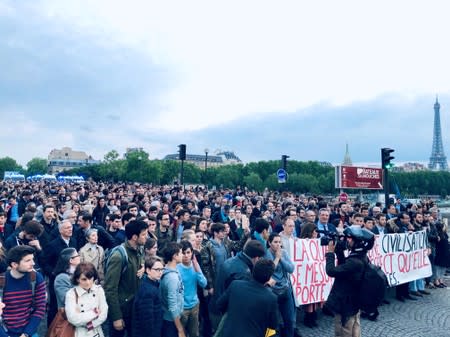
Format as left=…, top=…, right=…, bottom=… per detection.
left=428, top=96, right=448, bottom=170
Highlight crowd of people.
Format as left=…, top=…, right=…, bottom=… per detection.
left=0, top=180, right=447, bottom=337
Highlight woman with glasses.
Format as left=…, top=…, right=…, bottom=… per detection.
left=49, top=248, right=81, bottom=328
left=131, top=256, right=165, bottom=337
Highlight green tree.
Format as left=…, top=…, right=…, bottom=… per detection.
left=26, top=158, right=48, bottom=176
left=124, top=150, right=150, bottom=182
left=0, top=157, right=23, bottom=178
left=183, top=163, right=202, bottom=184
left=161, top=160, right=181, bottom=185
left=243, top=172, right=264, bottom=191
left=104, top=150, right=120, bottom=163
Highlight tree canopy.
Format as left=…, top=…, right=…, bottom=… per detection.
left=1, top=151, right=450, bottom=197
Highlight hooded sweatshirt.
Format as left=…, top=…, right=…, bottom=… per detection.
left=160, top=267, right=184, bottom=321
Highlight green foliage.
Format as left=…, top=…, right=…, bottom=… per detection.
left=243, top=172, right=263, bottom=191
left=161, top=160, right=181, bottom=184
left=392, top=171, right=450, bottom=197
left=26, top=158, right=48, bottom=176
left=9, top=150, right=450, bottom=197
left=0, top=157, right=24, bottom=178
left=104, top=150, right=120, bottom=163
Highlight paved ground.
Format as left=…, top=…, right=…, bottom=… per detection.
left=296, top=275, right=450, bottom=337
left=40, top=277, right=450, bottom=337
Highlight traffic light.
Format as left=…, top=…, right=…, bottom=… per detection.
left=381, top=148, right=395, bottom=169
left=179, top=144, right=186, bottom=161
left=281, top=155, right=289, bottom=170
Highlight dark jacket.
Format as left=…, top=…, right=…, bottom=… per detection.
left=216, top=279, right=278, bottom=337
left=156, top=227, right=174, bottom=255
left=425, top=222, right=439, bottom=255
left=42, top=236, right=77, bottom=277
left=325, top=250, right=366, bottom=322
left=370, top=226, right=380, bottom=235
left=92, top=205, right=110, bottom=228
left=39, top=218, right=59, bottom=248
left=4, top=234, right=44, bottom=272
left=435, top=229, right=450, bottom=268
left=316, top=221, right=338, bottom=235
left=108, top=229, right=127, bottom=247
left=75, top=225, right=115, bottom=251
left=213, top=252, right=254, bottom=313
left=131, top=276, right=162, bottom=337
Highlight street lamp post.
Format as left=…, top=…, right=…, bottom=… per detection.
left=138, top=155, right=142, bottom=183
left=204, top=148, right=209, bottom=186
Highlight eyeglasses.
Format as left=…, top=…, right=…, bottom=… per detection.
left=151, top=268, right=164, bottom=272
left=70, top=255, right=80, bottom=259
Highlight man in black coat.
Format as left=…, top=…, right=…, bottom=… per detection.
left=213, top=240, right=266, bottom=312
left=316, top=208, right=338, bottom=235
left=42, top=219, right=77, bottom=325
left=39, top=204, right=59, bottom=247
left=75, top=212, right=115, bottom=251
left=42, top=220, right=77, bottom=276
left=216, top=259, right=278, bottom=337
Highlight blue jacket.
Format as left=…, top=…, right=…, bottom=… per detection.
left=265, top=248, right=295, bottom=291
left=160, top=267, right=184, bottom=321
left=132, top=275, right=163, bottom=337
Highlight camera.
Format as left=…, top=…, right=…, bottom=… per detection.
left=317, top=230, right=340, bottom=246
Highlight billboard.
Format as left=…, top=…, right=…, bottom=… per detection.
left=335, top=165, right=383, bottom=190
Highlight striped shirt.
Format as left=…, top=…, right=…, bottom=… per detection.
left=3, top=271, right=46, bottom=336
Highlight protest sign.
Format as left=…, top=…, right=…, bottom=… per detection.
left=288, top=231, right=432, bottom=305
left=368, top=231, right=432, bottom=286
left=289, top=238, right=334, bottom=306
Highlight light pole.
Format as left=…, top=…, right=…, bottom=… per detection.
left=138, top=155, right=142, bottom=183
left=204, top=148, right=209, bottom=186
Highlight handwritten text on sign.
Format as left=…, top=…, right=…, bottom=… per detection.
left=288, top=231, right=432, bottom=305
left=367, top=231, right=432, bottom=286
left=290, top=238, right=333, bottom=306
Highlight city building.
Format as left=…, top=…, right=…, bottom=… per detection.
left=393, top=162, right=427, bottom=172
left=163, top=149, right=242, bottom=169
left=48, top=147, right=100, bottom=174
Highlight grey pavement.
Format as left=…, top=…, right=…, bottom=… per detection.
left=296, top=275, right=450, bottom=337
left=39, top=279, right=450, bottom=337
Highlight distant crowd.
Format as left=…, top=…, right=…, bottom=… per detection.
left=0, top=180, right=448, bottom=337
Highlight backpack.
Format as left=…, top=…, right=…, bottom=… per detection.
left=104, top=244, right=128, bottom=276
left=357, top=261, right=388, bottom=314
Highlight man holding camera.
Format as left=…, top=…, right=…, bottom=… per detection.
left=325, top=227, right=373, bottom=337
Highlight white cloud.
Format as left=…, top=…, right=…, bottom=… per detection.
left=2, top=0, right=450, bottom=165
left=0, top=110, right=76, bottom=165
left=30, top=0, right=450, bottom=133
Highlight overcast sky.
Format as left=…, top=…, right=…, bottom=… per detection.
left=1, top=0, right=450, bottom=166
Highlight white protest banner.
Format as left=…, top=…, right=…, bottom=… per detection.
left=368, top=231, right=432, bottom=286
left=288, top=231, right=432, bottom=305
left=289, top=238, right=334, bottom=306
